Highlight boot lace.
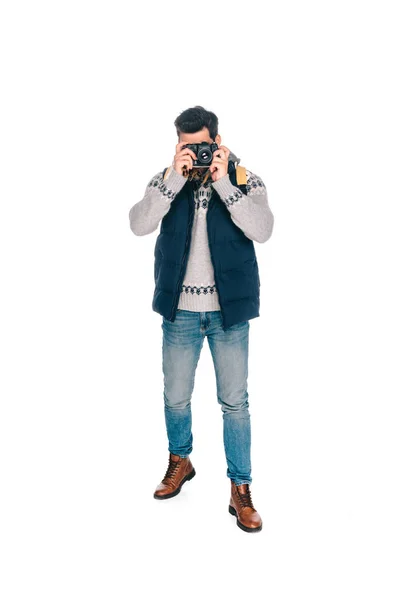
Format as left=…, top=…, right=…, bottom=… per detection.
left=162, top=457, right=181, bottom=483
left=237, top=485, right=255, bottom=509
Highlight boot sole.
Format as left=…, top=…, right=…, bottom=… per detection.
left=228, top=504, right=263, bottom=533
left=153, top=468, right=196, bottom=500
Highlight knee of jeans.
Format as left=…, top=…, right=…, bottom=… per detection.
left=218, top=393, right=249, bottom=414
left=164, top=392, right=191, bottom=411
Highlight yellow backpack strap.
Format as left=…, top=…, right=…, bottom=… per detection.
left=236, top=165, right=247, bottom=185
left=163, top=166, right=172, bottom=180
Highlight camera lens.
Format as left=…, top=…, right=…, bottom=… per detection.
left=198, top=148, right=212, bottom=164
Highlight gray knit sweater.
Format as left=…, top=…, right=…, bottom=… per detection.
left=128, top=151, right=274, bottom=312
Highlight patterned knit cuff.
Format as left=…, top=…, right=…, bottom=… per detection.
left=165, top=167, right=188, bottom=192
left=153, top=167, right=188, bottom=202
left=211, top=174, right=243, bottom=207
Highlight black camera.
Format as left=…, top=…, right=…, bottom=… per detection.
left=182, top=141, right=219, bottom=168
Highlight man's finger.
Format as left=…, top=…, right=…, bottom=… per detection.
left=213, top=148, right=229, bottom=160
left=176, top=142, right=196, bottom=155
left=217, top=145, right=230, bottom=158
left=178, top=146, right=197, bottom=157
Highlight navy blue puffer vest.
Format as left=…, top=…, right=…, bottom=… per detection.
left=152, top=160, right=261, bottom=331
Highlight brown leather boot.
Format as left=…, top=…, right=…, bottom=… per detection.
left=153, top=452, right=196, bottom=500
left=229, top=481, right=263, bottom=532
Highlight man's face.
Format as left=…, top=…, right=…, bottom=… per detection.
left=179, top=127, right=222, bottom=174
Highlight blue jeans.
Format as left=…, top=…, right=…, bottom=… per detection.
left=162, top=309, right=252, bottom=485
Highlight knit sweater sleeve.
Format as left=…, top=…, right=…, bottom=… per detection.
left=128, top=167, right=187, bottom=236
left=211, top=170, right=274, bottom=243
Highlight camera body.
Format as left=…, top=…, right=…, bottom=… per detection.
left=182, top=141, right=219, bottom=168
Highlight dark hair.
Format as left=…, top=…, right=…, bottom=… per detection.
left=174, top=105, right=219, bottom=141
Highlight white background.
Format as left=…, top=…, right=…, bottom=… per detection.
left=1, top=1, right=399, bottom=598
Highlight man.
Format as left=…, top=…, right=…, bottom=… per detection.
left=128, top=106, right=274, bottom=533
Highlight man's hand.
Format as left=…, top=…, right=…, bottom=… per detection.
left=209, top=145, right=230, bottom=182
left=173, top=141, right=197, bottom=176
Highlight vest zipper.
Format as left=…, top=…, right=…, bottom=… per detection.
left=170, top=188, right=195, bottom=321
left=207, top=192, right=226, bottom=331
